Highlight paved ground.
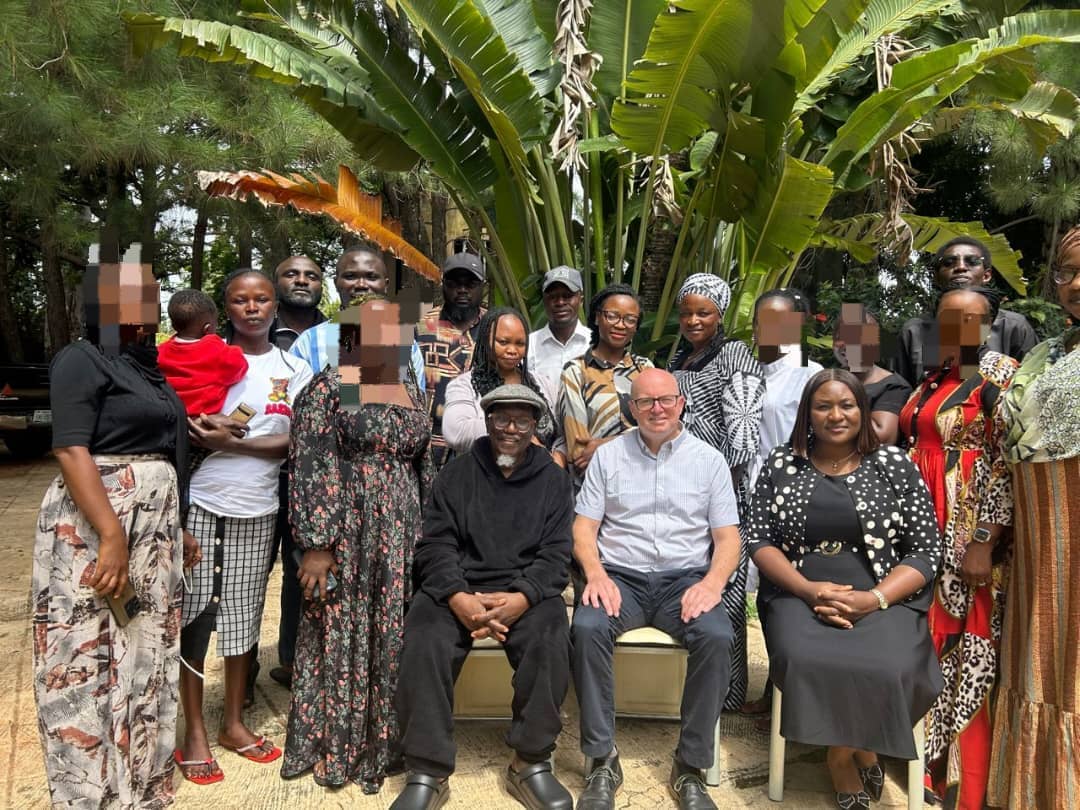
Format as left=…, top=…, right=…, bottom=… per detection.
left=0, top=447, right=916, bottom=809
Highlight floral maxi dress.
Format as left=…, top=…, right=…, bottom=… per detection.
left=281, top=371, right=432, bottom=791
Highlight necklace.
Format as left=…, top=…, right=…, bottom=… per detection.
left=813, top=447, right=861, bottom=473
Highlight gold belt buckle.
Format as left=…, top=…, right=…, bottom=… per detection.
left=817, top=540, right=843, bottom=557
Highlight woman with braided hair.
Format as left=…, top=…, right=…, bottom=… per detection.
left=442, top=307, right=562, bottom=463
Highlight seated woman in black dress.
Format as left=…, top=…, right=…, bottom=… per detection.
left=744, top=369, right=943, bottom=810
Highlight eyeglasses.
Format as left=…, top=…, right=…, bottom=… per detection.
left=1052, top=264, right=1080, bottom=285
left=937, top=254, right=986, bottom=269
left=487, top=413, right=536, bottom=431
left=630, top=394, right=680, bottom=411
left=599, top=310, right=640, bottom=328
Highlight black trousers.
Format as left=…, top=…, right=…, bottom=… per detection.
left=396, top=591, right=570, bottom=778
left=275, top=469, right=301, bottom=667
left=571, top=565, right=734, bottom=770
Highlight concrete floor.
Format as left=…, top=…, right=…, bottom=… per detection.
left=0, top=448, right=916, bottom=809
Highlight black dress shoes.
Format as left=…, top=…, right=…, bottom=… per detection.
left=835, top=791, right=871, bottom=809
left=668, top=760, right=717, bottom=810
left=390, top=772, right=449, bottom=810
left=858, top=762, right=884, bottom=801
left=577, top=750, right=623, bottom=810
left=505, top=761, right=573, bottom=810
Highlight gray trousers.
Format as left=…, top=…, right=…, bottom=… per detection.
left=571, top=565, right=733, bottom=770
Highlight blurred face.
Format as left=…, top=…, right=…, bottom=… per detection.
left=833, top=303, right=880, bottom=372
left=443, top=269, right=484, bottom=311
left=225, top=274, right=277, bottom=341
left=543, top=283, right=582, bottom=328
left=1055, top=241, right=1080, bottom=321
left=274, top=256, right=323, bottom=309
left=492, top=315, right=527, bottom=376
left=83, top=262, right=161, bottom=353
left=597, top=294, right=640, bottom=352
left=810, top=381, right=861, bottom=451
left=934, top=243, right=991, bottom=289
left=629, top=371, right=685, bottom=442
left=754, top=296, right=804, bottom=363
left=678, top=293, right=721, bottom=349
left=935, top=289, right=991, bottom=368
left=487, top=404, right=537, bottom=464
left=339, top=299, right=410, bottom=404
left=336, top=251, right=388, bottom=303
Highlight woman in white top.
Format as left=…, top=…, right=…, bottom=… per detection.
left=442, top=307, right=563, bottom=464
left=176, top=270, right=313, bottom=784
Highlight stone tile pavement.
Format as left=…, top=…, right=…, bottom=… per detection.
left=0, top=448, right=916, bottom=809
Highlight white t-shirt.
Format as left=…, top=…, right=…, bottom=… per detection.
left=190, top=348, right=314, bottom=518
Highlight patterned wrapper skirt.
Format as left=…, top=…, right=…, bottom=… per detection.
left=31, top=454, right=183, bottom=810
left=989, top=459, right=1080, bottom=809
left=181, top=503, right=276, bottom=658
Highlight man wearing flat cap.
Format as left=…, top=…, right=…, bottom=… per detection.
left=528, top=266, right=590, bottom=390
left=416, top=252, right=489, bottom=468
left=392, top=384, right=574, bottom=810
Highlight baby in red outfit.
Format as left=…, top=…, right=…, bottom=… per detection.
left=158, top=289, right=248, bottom=416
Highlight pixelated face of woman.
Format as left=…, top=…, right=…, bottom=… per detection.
left=82, top=261, right=160, bottom=353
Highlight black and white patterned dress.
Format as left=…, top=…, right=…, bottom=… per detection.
left=670, top=336, right=765, bottom=710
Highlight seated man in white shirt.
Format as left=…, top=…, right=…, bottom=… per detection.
left=527, top=266, right=590, bottom=390
left=572, top=369, right=741, bottom=810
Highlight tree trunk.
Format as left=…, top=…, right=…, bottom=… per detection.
left=191, top=201, right=208, bottom=290
left=237, top=218, right=253, bottom=268
left=137, top=166, right=160, bottom=268
left=99, top=168, right=126, bottom=263
left=264, top=210, right=291, bottom=270
left=640, top=223, right=677, bottom=312
left=0, top=215, right=24, bottom=361
left=42, top=217, right=72, bottom=355
left=431, top=192, right=448, bottom=264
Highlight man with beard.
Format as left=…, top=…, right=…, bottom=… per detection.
left=271, top=255, right=327, bottom=350
left=416, top=252, right=487, bottom=468
left=894, top=237, right=1037, bottom=386
left=527, top=266, right=590, bottom=390
left=392, top=384, right=573, bottom=810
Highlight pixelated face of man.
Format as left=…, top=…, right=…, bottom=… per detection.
left=83, top=261, right=160, bottom=353
left=833, top=303, right=880, bottom=373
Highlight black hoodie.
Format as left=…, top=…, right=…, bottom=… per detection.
left=414, top=436, right=573, bottom=606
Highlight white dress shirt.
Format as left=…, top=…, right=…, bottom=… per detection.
left=528, top=321, right=592, bottom=390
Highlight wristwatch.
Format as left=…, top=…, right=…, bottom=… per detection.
left=870, top=588, right=889, bottom=610
left=971, top=527, right=993, bottom=544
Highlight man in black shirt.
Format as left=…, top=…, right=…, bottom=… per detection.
left=392, top=385, right=573, bottom=810
left=895, top=237, right=1037, bottom=386
left=271, top=255, right=327, bottom=350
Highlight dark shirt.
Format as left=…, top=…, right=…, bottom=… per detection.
left=894, top=308, right=1037, bottom=387
left=50, top=340, right=189, bottom=505
left=271, top=310, right=327, bottom=351
left=414, top=437, right=573, bottom=607
left=864, top=372, right=912, bottom=415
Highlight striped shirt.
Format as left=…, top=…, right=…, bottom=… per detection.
left=575, top=427, right=740, bottom=571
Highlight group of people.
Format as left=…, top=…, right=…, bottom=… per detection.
left=29, top=227, right=1079, bottom=810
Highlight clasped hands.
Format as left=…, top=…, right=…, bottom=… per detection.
left=801, top=581, right=879, bottom=629
left=187, top=412, right=250, bottom=450
left=449, top=591, right=530, bottom=643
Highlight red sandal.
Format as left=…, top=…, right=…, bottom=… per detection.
left=219, top=735, right=281, bottom=764
left=173, top=749, right=224, bottom=785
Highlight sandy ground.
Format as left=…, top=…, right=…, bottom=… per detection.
left=0, top=448, right=917, bottom=809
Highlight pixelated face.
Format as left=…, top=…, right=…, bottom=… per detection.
left=928, top=289, right=991, bottom=374
left=934, top=243, right=991, bottom=289
left=542, top=283, right=583, bottom=327
left=275, top=256, right=323, bottom=309
left=1056, top=240, right=1080, bottom=321
left=337, top=290, right=427, bottom=408
left=82, top=261, right=160, bottom=353
left=754, top=297, right=805, bottom=364
left=833, top=303, right=880, bottom=372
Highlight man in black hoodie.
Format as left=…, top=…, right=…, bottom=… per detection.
left=392, top=384, right=574, bottom=810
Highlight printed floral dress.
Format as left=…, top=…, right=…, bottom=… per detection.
left=281, top=371, right=432, bottom=791
left=899, top=351, right=1017, bottom=810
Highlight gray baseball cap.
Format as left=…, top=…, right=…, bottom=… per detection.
left=442, top=252, right=485, bottom=281
left=542, top=265, right=583, bottom=293
left=480, top=383, right=546, bottom=417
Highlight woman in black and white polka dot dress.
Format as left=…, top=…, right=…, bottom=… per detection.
left=745, top=369, right=943, bottom=810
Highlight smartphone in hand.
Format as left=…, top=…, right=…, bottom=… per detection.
left=105, top=580, right=141, bottom=628
left=291, top=548, right=337, bottom=600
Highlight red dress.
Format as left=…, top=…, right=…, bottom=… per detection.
left=899, top=353, right=1016, bottom=810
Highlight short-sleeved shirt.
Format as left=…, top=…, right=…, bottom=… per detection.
left=575, top=427, right=740, bottom=571
left=190, top=348, right=313, bottom=518
left=865, top=372, right=913, bottom=415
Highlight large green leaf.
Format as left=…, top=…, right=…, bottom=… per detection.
left=817, top=213, right=1028, bottom=293
left=394, top=0, right=548, bottom=149
left=473, top=0, right=559, bottom=96
left=776, top=0, right=871, bottom=86
left=793, top=0, right=959, bottom=116
left=822, top=10, right=1080, bottom=185
left=611, top=0, right=790, bottom=157
left=587, top=0, right=665, bottom=99
left=124, top=13, right=420, bottom=171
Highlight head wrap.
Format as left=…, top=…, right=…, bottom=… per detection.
left=677, top=273, right=731, bottom=318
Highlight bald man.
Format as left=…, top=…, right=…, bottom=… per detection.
left=571, top=369, right=741, bottom=810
